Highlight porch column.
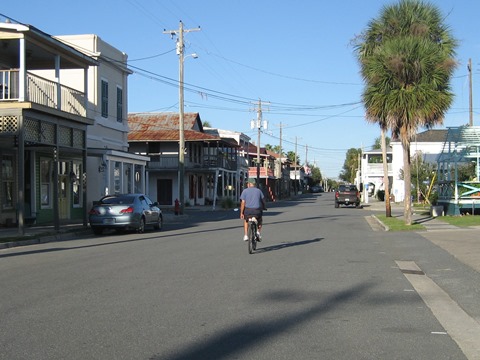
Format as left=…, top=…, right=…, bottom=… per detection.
left=53, top=145, right=60, bottom=231
left=84, top=67, right=89, bottom=117
left=55, top=55, right=61, bottom=111
left=83, top=148, right=88, bottom=226
left=18, top=38, right=26, bottom=101
left=17, top=115, right=25, bottom=236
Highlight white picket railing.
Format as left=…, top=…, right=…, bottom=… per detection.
left=0, top=69, right=86, bottom=116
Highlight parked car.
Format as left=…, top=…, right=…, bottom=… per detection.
left=89, top=194, right=163, bottom=235
left=310, top=185, right=324, bottom=193
left=334, top=184, right=361, bottom=208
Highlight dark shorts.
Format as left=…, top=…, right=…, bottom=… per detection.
left=244, top=208, right=263, bottom=225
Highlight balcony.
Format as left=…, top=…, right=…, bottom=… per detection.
left=364, top=163, right=392, bottom=176
left=148, top=154, right=238, bottom=171
left=0, top=69, right=86, bottom=117
left=248, top=166, right=275, bottom=179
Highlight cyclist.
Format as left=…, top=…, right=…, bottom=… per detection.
left=240, top=178, right=266, bottom=241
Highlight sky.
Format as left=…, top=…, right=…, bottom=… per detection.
left=2, top=0, right=480, bottom=178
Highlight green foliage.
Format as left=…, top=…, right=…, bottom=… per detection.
left=355, top=0, right=458, bottom=223
left=220, top=197, right=236, bottom=209
left=286, top=151, right=300, bottom=165
left=439, top=214, right=480, bottom=227
left=399, top=152, right=436, bottom=203
left=373, top=136, right=390, bottom=150
left=265, top=144, right=282, bottom=155
left=310, top=165, right=322, bottom=184
left=339, top=148, right=361, bottom=183
left=376, top=214, right=425, bottom=231
left=457, top=162, right=476, bottom=182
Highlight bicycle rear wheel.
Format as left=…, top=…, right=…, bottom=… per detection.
left=247, top=221, right=256, bottom=254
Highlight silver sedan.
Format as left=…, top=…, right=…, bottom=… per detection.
left=89, top=194, right=163, bottom=235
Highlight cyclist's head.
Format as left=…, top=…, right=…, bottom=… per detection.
left=247, top=178, right=256, bottom=186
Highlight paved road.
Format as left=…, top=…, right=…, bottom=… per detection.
left=0, top=193, right=478, bottom=359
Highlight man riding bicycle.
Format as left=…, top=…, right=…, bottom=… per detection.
left=240, top=178, right=266, bottom=241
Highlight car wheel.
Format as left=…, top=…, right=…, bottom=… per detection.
left=136, top=217, right=145, bottom=233
left=334, top=202, right=339, bottom=208
left=154, top=215, right=163, bottom=230
left=92, top=227, right=103, bottom=235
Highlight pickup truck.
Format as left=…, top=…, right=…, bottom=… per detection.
left=334, top=184, right=361, bottom=208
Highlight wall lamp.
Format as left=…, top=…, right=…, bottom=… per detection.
left=98, top=162, right=107, bottom=173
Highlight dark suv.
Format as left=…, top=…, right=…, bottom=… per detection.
left=335, top=184, right=361, bottom=208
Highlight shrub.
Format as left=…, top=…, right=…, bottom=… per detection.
left=220, top=197, right=235, bottom=209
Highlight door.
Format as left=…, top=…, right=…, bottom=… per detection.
left=58, top=174, right=69, bottom=219
left=157, top=179, right=173, bottom=205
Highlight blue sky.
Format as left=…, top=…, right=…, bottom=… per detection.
left=3, top=1, right=480, bottom=178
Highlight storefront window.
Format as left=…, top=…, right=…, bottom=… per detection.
left=72, top=162, right=82, bottom=207
left=1, top=154, right=14, bottom=209
left=40, top=159, right=52, bottom=208
left=114, top=161, right=121, bottom=194
left=134, top=164, right=143, bottom=193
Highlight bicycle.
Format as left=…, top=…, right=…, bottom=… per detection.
left=247, top=215, right=259, bottom=254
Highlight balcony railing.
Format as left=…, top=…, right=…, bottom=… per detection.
left=148, top=154, right=238, bottom=171
left=0, top=69, right=86, bottom=116
left=364, top=163, right=392, bottom=176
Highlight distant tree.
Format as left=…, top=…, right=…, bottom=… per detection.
left=339, top=148, right=361, bottom=183
left=202, top=121, right=211, bottom=128
left=265, top=143, right=282, bottom=155
left=310, top=165, right=322, bottom=184
left=287, top=151, right=300, bottom=165
left=373, top=136, right=390, bottom=150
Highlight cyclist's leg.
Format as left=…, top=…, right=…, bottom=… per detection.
left=257, top=214, right=263, bottom=240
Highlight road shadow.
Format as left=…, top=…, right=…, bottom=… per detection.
left=149, top=280, right=376, bottom=360
left=253, top=237, right=323, bottom=253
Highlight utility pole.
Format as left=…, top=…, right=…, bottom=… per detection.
left=163, top=21, right=200, bottom=215
left=294, top=136, right=298, bottom=194
left=251, top=99, right=268, bottom=188
left=305, top=144, right=308, bottom=166
left=274, top=121, right=286, bottom=197
left=468, top=58, right=473, bottom=126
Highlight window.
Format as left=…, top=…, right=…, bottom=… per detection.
left=1, top=154, right=14, bottom=209
left=72, top=162, right=82, bottom=207
left=101, top=80, right=109, bottom=118
left=40, top=159, right=52, bottom=208
left=114, top=162, right=121, bottom=194
left=116, top=87, right=123, bottom=122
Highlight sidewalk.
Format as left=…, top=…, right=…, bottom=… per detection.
left=0, top=211, right=185, bottom=250
left=365, top=198, right=480, bottom=273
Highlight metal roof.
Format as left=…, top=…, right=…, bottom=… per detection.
left=127, top=112, right=223, bottom=143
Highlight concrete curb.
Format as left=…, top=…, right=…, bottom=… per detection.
left=371, top=214, right=389, bottom=231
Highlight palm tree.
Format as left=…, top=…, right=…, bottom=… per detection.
left=355, top=0, right=457, bottom=224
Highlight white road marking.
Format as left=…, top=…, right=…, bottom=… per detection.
left=396, top=260, right=480, bottom=360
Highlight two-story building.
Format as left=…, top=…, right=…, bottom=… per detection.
left=55, top=34, right=149, bottom=209
left=390, top=129, right=447, bottom=202
left=0, top=20, right=98, bottom=233
left=360, top=147, right=393, bottom=199
left=128, top=112, right=240, bottom=208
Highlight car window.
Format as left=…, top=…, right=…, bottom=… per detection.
left=101, top=195, right=134, bottom=204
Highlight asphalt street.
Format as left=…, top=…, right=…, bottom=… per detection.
left=0, top=193, right=479, bottom=359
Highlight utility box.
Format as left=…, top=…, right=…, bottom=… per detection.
left=431, top=205, right=444, bottom=217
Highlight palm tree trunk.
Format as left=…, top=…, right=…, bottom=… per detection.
left=381, top=129, right=391, bottom=217
left=403, top=144, right=412, bottom=225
